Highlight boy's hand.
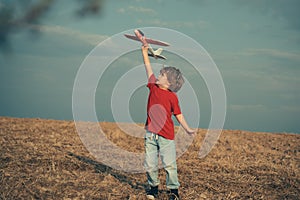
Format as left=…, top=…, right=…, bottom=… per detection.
left=141, top=45, right=149, bottom=53
left=186, top=128, right=197, bottom=136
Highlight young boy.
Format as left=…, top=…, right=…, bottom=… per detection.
left=142, top=45, right=195, bottom=200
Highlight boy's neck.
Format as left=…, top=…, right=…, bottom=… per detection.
left=158, top=84, right=169, bottom=90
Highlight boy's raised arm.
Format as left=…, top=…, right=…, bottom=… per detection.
left=142, top=46, right=153, bottom=79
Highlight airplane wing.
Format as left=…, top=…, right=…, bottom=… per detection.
left=124, top=34, right=170, bottom=46
left=145, top=38, right=170, bottom=47
left=148, top=53, right=167, bottom=60
left=124, top=34, right=140, bottom=42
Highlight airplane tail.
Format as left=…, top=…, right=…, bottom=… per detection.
left=148, top=47, right=166, bottom=60
left=153, top=48, right=163, bottom=56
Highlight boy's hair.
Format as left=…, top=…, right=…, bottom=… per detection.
left=160, top=66, right=184, bottom=92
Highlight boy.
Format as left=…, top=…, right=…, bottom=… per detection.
left=142, top=45, right=195, bottom=200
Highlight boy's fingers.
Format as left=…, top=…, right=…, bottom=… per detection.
left=188, top=129, right=197, bottom=135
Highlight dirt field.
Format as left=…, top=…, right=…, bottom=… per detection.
left=0, top=117, right=299, bottom=199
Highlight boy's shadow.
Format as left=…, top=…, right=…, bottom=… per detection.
left=68, top=152, right=148, bottom=191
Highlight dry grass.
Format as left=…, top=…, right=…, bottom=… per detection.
left=0, top=117, right=299, bottom=199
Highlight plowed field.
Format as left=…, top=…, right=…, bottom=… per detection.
left=0, top=117, right=299, bottom=199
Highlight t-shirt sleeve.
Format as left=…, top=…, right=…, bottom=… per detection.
left=147, top=74, right=156, bottom=89
left=171, top=95, right=182, bottom=115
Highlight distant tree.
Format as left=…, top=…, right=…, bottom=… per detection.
left=0, top=0, right=104, bottom=54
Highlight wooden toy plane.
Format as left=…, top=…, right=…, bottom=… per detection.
left=124, top=29, right=170, bottom=60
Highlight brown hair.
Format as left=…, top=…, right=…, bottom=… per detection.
left=160, top=66, right=184, bottom=92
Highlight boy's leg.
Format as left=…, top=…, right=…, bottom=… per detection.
left=144, top=132, right=160, bottom=187
left=158, top=137, right=180, bottom=189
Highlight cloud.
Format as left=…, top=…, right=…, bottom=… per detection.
left=237, top=48, right=300, bottom=62
left=229, top=104, right=267, bottom=111
left=28, top=24, right=108, bottom=46
left=117, top=6, right=156, bottom=15
left=232, top=0, right=300, bottom=30
left=230, top=104, right=300, bottom=113
left=137, top=19, right=208, bottom=29
left=280, top=105, right=300, bottom=112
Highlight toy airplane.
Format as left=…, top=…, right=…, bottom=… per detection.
left=124, top=29, right=170, bottom=60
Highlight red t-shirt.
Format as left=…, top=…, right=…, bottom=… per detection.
left=145, top=74, right=181, bottom=140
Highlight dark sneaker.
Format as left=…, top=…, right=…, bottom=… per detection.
left=146, top=186, right=158, bottom=199
left=169, top=189, right=180, bottom=200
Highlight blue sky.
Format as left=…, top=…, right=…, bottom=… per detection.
left=1, top=0, right=300, bottom=133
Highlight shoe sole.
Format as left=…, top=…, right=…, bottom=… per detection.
left=146, top=194, right=155, bottom=200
